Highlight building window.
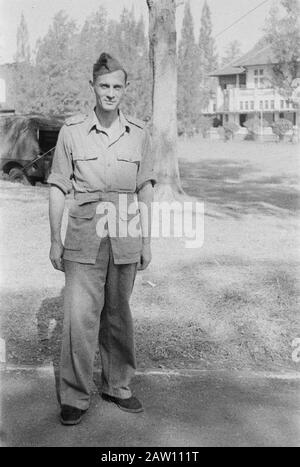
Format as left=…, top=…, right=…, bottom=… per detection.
left=225, top=114, right=229, bottom=122
left=251, top=101, right=254, bottom=110
left=213, top=103, right=216, bottom=112
left=259, top=101, right=263, bottom=110
left=286, top=100, right=290, bottom=109
left=240, top=101, right=243, bottom=110
left=245, top=101, right=249, bottom=110
left=254, top=68, right=265, bottom=87
left=271, top=100, right=275, bottom=109
left=280, top=100, right=284, bottom=109
left=265, top=100, right=269, bottom=109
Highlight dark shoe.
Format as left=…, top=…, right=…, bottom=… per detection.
left=101, top=393, right=144, bottom=413
left=60, top=405, right=87, bottom=426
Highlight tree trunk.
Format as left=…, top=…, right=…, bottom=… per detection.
left=147, top=0, right=185, bottom=200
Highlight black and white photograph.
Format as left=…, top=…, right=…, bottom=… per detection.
left=0, top=0, right=299, bottom=449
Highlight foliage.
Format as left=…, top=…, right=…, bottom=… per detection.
left=11, top=7, right=152, bottom=118
left=264, top=0, right=300, bottom=101
left=272, top=118, right=293, bottom=140
left=177, top=1, right=200, bottom=134
left=244, top=116, right=270, bottom=134
left=12, top=63, right=37, bottom=114
left=15, top=12, right=31, bottom=63
left=223, top=122, right=239, bottom=141
left=33, top=11, right=80, bottom=115
left=177, top=0, right=219, bottom=134
left=197, top=116, right=212, bottom=138
left=221, top=40, right=242, bottom=67
left=198, top=1, right=218, bottom=110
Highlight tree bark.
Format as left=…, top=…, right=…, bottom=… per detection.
left=147, top=0, right=185, bottom=200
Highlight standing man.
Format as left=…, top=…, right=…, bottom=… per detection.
left=48, top=53, right=156, bottom=425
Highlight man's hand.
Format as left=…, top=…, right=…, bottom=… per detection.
left=138, top=243, right=152, bottom=271
left=50, top=240, right=65, bottom=272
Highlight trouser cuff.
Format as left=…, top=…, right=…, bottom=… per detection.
left=101, top=384, right=132, bottom=400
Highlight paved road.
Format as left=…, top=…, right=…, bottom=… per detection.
left=1, top=367, right=299, bottom=447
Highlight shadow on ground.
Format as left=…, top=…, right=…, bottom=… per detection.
left=1, top=369, right=299, bottom=446
left=179, top=159, right=300, bottom=217
left=0, top=291, right=63, bottom=367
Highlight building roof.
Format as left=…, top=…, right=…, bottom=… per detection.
left=211, top=42, right=275, bottom=77
left=210, top=63, right=245, bottom=77
left=235, top=43, right=276, bottom=67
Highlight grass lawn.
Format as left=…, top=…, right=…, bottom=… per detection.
left=0, top=138, right=299, bottom=371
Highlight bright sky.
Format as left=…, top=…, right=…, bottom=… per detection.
left=0, top=0, right=274, bottom=64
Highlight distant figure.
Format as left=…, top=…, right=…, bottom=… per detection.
left=47, top=53, right=156, bottom=425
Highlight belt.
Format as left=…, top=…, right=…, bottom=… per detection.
left=74, top=191, right=137, bottom=206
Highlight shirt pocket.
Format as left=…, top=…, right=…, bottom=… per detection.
left=64, top=204, right=97, bottom=250
left=117, top=153, right=141, bottom=164
left=69, top=203, right=96, bottom=218
left=72, top=153, right=98, bottom=162
left=71, top=153, right=100, bottom=189
left=116, top=153, right=141, bottom=191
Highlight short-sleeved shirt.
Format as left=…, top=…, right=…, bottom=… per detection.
left=47, top=109, right=157, bottom=265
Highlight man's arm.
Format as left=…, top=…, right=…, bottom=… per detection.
left=47, top=124, right=73, bottom=272
left=137, top=181, right=154, bottom=271
left=49, top=186, right=66, bottom=272
left=136, top=128, right=157, bottom=271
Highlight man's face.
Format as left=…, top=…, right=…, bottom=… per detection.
left=91, top=70, right=127, bottom=112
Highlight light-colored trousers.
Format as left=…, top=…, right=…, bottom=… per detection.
left=60, top=236, right=138, bottom=410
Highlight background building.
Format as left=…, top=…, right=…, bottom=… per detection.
left=0, top=63, right=17, bottom=116
left=205, top=43, right=300, bottom=129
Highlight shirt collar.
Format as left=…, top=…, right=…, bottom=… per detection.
left=119, top=110, right=130, bottom=134
left=87, top=109, right=130, bottom=134
left=86, top=110, right=102, bottom=134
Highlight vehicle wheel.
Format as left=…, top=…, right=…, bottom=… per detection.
left=8, top=167, right=31, bottom=185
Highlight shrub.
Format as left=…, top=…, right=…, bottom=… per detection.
left=197, top=116, right=213, bottom=138
left=244, top=116, right=269, bottom=134
left=212, top=116, right=222, bottom=128
left=271, top=118, right=293, bottom=140
left=223, top=122, right=239, bottom=141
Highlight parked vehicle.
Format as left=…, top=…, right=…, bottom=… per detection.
left=0, top=115, right=63, bottom=184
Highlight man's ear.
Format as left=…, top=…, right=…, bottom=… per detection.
left=89, top=79, right=94, bottom=90
left=125, top=80, right=130, bottom=90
